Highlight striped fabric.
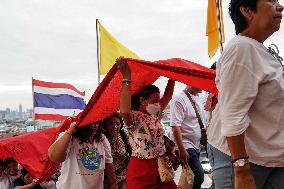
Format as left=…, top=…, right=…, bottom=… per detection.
left=32, top=79, right=85, bottom=121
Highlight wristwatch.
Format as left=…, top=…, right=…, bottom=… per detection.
left=233, top=158, right=249, bottom=167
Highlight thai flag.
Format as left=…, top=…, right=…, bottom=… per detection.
left=32, top=79, right=86, bottom=121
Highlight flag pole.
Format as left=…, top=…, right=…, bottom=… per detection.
left=32, top=77, right=36, bottom=131
left=216, top=0, right=224, bottom=54
left=96, top=19, right=101, bottom=85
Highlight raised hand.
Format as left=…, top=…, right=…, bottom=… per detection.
left=67, top=122, right=77, bottom=135
left=30, top=179, right=39, bottom=187
left=116, top=56, right=131, bottom=79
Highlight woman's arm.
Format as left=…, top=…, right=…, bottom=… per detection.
left=105, top=163, right=118, bottom=189
left=48, top=122, right=77, bottom=163
left=116, top=57, right=133, bottom=126
left=160, top=79, right=175, bottom=111
left=14, top=184, right=34, bottom=189
left=227, top=134, right=256, bottom=189
left=15, top=180, right=38, bottom=189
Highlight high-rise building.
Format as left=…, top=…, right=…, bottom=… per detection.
left=19, top=104, right=23, bottom=119
left=5, top=108, right=11, bottom=120
left=0, top=110, right=5, bottom=120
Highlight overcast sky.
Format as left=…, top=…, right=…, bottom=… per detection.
left=0, top=0, right=283, bottom=110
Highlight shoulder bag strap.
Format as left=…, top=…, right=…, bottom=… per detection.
left=183, top=90, right=205, bottom=130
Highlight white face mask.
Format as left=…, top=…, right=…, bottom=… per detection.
left=146, top=103, right=161, bottom=115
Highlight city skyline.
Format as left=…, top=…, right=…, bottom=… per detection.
left=0, top=105, right=33, bottom=121
left=0, top=104, right=31, bottom=112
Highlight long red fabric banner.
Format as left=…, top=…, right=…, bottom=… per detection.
left=77, top=58, right=217, bottom=127
left=0, top=58, right=216, bottom=180
left=0, top=119, right=72, bottom=181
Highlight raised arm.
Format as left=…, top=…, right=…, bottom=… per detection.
left=15, top=179, right=38, bottom=189
left=116, top=57, right=133, bottom=126
left=48, top=122, right=77, bottom=163
left=160, top=79, right=175, bottom=111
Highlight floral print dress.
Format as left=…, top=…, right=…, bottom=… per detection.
left=125, top=110, right=166, bottom=159
left=108, top=133, right=130, bottom=183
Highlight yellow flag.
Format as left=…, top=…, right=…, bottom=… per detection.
left=98, top=21, right=139, bottom=75
left=206, top=0, right=225, bottom=58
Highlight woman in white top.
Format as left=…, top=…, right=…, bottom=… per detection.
left=48, top=118, right=117, bottom=189
left=116, top=57, right=178, bottom=189
left=0, top=160, right=9, bottom=189
left=217, top=0, right=284, bottom=188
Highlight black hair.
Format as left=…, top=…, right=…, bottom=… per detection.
left=229, top=0, right=258, bottom=34
left=0, top=159, right=3, bottom=168
left=211, top=62, right=217, bottom=70
left=73, top=122, right=102, bottom=143
left=102, top=113, right=124, bottom=132
left=131, top=85, right=160, bottom=111
left=102, top=113, right=132, bottom=157
left=4, top=157, right=17, bottom=168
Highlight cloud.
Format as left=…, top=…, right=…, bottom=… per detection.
left=0, top=0, right=283, bottom=109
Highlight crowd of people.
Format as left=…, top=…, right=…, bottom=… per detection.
left=1, top=0, right=284, bottom=188
left=0, top=157, right=57, bottom=189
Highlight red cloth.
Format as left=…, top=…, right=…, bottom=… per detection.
left=126, top=157, right=178, bottom=189
left=0, top=58, right=216, bottom=180
left=0, top=118, right=73, bottom=181
left=77, top=58, right=217, bottom=127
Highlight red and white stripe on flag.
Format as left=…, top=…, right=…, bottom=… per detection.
left=32, top=79, right=85, bottom=121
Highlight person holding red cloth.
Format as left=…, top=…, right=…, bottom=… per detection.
left=116, top=57, right=178, bottom=189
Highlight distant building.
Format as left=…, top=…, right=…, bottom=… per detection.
left=0, top=107, right=33, bottom=121
left=25, top=109, right=33, bottom=119
left=5, top=108, right=11, bottom=120
left=19, top=104, right=23, bottom=119
left=0, top=110, right=5, bottom=120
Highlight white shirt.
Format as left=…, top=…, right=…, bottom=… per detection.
left=217, top=35, right=284, bottom=167
left=56, top=133, right=113, bottom=189
left=170, top=92, right=207, bottom=150
left=207, top=103, right=230, bottom=155
left=0, top=174, right=9, bottom=189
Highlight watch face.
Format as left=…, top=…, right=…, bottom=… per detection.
left=234, top=159, right=249, bottom=167
left=239, top=161, right=245, bottom=166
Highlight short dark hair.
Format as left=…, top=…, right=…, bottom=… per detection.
left=4, top=157, right=17, bottom=168
left=73, top=122, right=102, bottom=143
left=229, top=0, right=258, bottom=34
left=131, top=85, right=160, bottom=111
